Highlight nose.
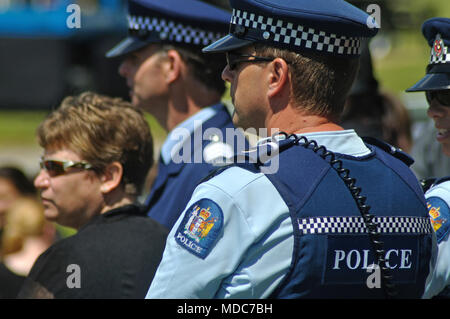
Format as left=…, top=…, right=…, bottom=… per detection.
left=221, top=64, right=233, bottom=83
left=34, top=169, right=50, bottom=190
left=118, top=59, right=130, bottom=79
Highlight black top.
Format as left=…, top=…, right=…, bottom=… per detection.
left=0, top=262, right=25, bottom=299
left=17, top=204, right=168, bottom=299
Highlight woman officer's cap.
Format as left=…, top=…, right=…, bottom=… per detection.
left=406, top=18, right=450, bottom=92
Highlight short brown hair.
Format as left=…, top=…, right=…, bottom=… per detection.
left=159, top=44, right=227, bottom=96
left=254, top=45, right=360, bottom=121
left=37, top=92, right=153, bottom=195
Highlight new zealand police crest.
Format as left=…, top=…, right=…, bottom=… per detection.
left=175, top=198, right=223, bottom=259
left=427, top=196, right=450, bottom=243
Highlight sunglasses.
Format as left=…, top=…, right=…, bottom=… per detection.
left=39, top=158, right=93, bottom=176
left=226, top=52, right=274, bottom=71
left=426, top=90, right=450, bottom=107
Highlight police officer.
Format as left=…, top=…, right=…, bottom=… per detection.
left=106, top=0, right=246, bottom=229
left=406, top=17, right=450, bottom=298
left=146, top=0, right=434, bottom=298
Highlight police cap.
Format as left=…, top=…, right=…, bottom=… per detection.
left=406, top=17, right=450, bottom=92
left=202, top=0, right=378, bottom=57
left=106, top=0, right=231, bottom=58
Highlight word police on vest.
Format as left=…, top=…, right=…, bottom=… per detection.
left=333, top=249, right=413, bottom=270
left=325, top=234, right=419, bottom=285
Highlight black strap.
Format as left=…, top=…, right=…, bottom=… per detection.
left=363, top=136, right=414, bottom=167
left=434, top=175, right=450, bottom=186
left=420, top=178, right=438, bottom=193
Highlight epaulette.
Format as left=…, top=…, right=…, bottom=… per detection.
left=198, top=164, right=235, bottom=185
left=196, top=152, right=267, bottom=186
left=420, top=177, right=438, bottom=193
left=433, top=176, right=450, bottom=186
left=420, top=176, right=450, bottom=193
left=362, top=136, right=414, bottom=167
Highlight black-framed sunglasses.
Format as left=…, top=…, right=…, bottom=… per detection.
left=426, top=90, right=450, bottom=107
left=226, top=52, right=274, bottom=71
left=39, top=158, right=93, bottom=177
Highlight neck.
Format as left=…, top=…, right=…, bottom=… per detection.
left=293, top=120, right=344, bottom=134
left=100, top=193, right=135, bottom=215
left=267, top=104, right=343, bottom=135
left=3, top=236, right=52, bottom=275
left=166, top=78, right=221, bottom=131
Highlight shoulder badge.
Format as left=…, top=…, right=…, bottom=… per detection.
left=174, top=198, right=223, bottom=259
left=427, top=196, right=450, bottom=243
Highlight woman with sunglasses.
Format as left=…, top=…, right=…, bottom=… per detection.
left=406, top=18, right=450, bottom=298
left=17, top=92, right=168, bottom=299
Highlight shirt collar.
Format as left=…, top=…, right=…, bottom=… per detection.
left=160, top=104, right=220, bottom=165
left=257, top=129, right=371, bottom=157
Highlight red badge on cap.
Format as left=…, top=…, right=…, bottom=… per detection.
left=433, top=34, right=443, bottom=58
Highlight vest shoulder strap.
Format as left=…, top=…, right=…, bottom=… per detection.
left=362, top=136, right=414, bottom=167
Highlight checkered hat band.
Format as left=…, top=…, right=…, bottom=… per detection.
left=430, top=45, right=450, bottom=64
left=297, top=216, right=432, bottom=235
left=231, top=9, right=362, bottom=56
left=128, top=15, right=224, bottom=46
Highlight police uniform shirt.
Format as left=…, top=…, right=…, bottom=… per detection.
left=146, top=130, right=372, bottom=298
left=145, top=103, right=243, bottom=229
left=159, top=103, right=233, bottom=165
left=423, top=179, right=450, bottom=298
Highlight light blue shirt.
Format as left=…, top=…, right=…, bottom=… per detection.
left=423, top=180, right=450, bottom=298
left=160, top=105, right=219, bottom=165
left=145, top=130, right=372, bottom=298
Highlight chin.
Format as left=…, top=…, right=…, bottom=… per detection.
left=442, top=144, right=450, bottom=157
left=43, top=213, right=58, bottom=223
left=232, top=114, right=246, bottom=130
left=43, top=207, right=59, bottom=223
left=131, top=96, right=140, bottom=108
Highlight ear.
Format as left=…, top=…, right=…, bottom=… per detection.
left=99, top=162, right=123, bottom=194
left=267, top=58, right=290, bottom=99
left=164, top=49, right=184, bottom=84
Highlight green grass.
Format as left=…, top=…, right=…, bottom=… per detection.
left=0, top=110, right=48, bottom=147
left=145, top=114, right=167, bottom=144
left=0, top=110, right=167, bottom=148
left=374, top=32, right=430, bottom=94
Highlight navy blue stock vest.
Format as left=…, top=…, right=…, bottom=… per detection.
left=238, top=138, right=433, bottom=298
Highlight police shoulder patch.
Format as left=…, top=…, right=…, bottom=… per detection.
left=427, top=196, right=450, bottom=243
left=174, top=198, right=223, bottom=259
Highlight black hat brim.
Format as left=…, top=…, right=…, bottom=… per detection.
left=106, top=35, right=159, bottom=58
left=406, top=72, right=450, bottom=92
left=202, top=34, right=254, bottom=53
